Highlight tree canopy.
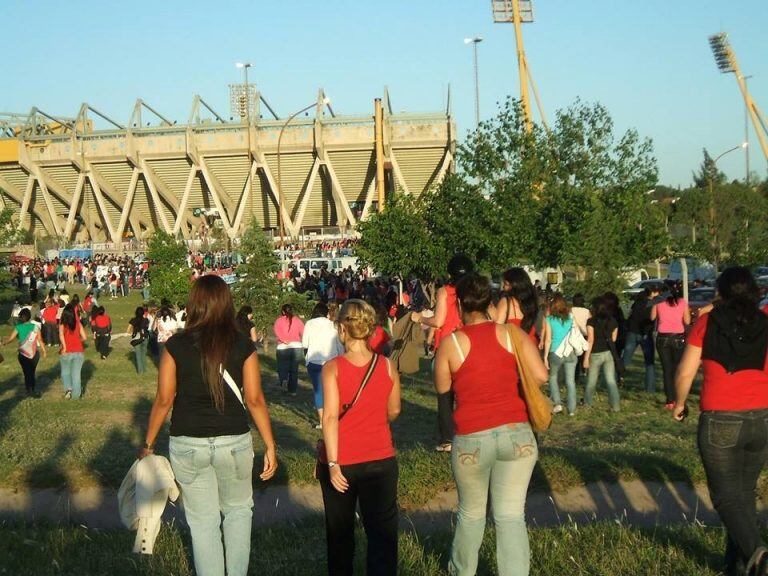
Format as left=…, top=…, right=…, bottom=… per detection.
left=356, top=97, right=668, bottom=295
left=146, top=230, right=190, bottom=305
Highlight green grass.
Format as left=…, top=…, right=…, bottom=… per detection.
left=0, top=518, right=733, bottom=575
left=0, top=285, right=739, bottom=508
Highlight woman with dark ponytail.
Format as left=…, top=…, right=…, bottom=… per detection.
left=495, top=267, right=539, bottom=341
left=652, top=283, right=691, bottom=408
left=273, top=303, right=304, bottom=395
left=675, top=267, right=768, bottom=575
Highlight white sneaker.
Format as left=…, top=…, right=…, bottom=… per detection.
left=552, top=404, right=563, bottom=414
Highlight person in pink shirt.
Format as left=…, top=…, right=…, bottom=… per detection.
left=273, top=304, right=305, bottom=395
left=651, top=285, right=691, bottom=409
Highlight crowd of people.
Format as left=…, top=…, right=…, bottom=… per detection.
left=4, top=246, right=768, bottom=576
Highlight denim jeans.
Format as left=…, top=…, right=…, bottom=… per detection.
left=133, top=339, right=148, bottom=373
left=698, top=410, right=768, bottom=576
left=450, top=423, right=538, bottom=576
left=318, top=457, right=398, bottom=576
left=60, top=352, right=84, bottom=398
left=276, top=348, right=302, bottom=393
left=622, top=331, right=655, bottom=392
left=585, top=351, right=620, bottom=411
left=547, top=352, right=577, bottom=414
left=657, top=334, right=685, bottom=403
left=307, top=362, right=323, bottom=409
left=170, top=433, right=254, bottom=576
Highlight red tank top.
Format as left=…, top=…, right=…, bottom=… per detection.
left=507, top=317, right=538, bottom=343
left=336, top=356, right=395, bottom=465
left=434, top=285, right=461, bottom=351
left=452, top=322, right=528, bottom=435
left=62, top=325, right=84, bottom=353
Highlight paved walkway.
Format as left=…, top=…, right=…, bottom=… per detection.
left=1, top=479, right=757, bottom=530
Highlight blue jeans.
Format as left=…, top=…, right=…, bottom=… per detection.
left=60, top=352, right=84, bottom=398
left=622, top=331, right=655, bottom=392
left=585, top=351, right=620, bottom=411
left=547, top=352, right=577, bottom=414
left=450, top=423, right=538, bottom=576
left=170, top=433, right=254, bottom=576
left=307, top=362, right=323, bottom=409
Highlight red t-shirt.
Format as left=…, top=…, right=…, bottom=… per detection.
left=762, top=304, right=768, bottom=316
left=42, top=306, right=58, bottom=323
left=452, top=322, right=529, bottom=435
left=336, top=356, right=395, bottom=465
left=61, top=325, right=84, bottom=353
left=93, top=314, right=111, bottom=330
left=688, top=313, right=768, bottom=411
left=368, top=326, right=390, bottom=355
left=433, top=285, right=462, bottom=351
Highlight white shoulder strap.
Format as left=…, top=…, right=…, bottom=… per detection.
left=450, top=332, right=466, bottom=363
left=220, top=366, right=245, bottom=409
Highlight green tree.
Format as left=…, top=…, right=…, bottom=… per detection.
left=232, top=222, right=282, bottom=340
left=146, top=230, right=190, bottom=305
left=0, top=208, right=23, bottom=302
left=356, top=193, right=446, bottom=280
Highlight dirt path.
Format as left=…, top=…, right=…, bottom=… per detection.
left=1, top=479, right=755, bottom=530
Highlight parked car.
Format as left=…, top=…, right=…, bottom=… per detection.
left=754, top=266, right=768, bottom=277
left=667, top=258, right=716, bottom=283
left=689, top=287, right=716, bottom=324
left=622, top=278, right=665, bottom=298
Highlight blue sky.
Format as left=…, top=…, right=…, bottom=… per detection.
left=1, top=0, right=765, bottom=187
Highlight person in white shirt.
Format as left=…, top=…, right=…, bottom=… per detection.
left=570, top=293, right=592, bottom=387
left=302, top=302, right=343, bottom=429
left=153, top=305, right=178, bottom=358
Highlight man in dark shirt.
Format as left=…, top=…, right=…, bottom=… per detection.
left=623, top=285, right=662, bottom=393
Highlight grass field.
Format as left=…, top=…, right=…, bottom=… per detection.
left=0, top=286, right=723, bottom=508
left=0, top=519, right=736, bottom=576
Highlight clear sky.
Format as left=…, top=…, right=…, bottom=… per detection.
left=1, top=0, right=766, bottom=187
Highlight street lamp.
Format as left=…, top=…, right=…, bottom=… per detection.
left=277, top=97, right=331, bottom=251
left=708, top=143, right=748, bottom=266
left=235, top=62, right=254, bottom=224
left=742, top=74, right=753, bottom=184
left=464, top=36, right=483, bottom=128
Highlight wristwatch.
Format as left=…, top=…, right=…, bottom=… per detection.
left=328, top=461, right=338, bottom=468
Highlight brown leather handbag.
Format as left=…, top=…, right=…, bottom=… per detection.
left=506, top=324, right=552, bottom=432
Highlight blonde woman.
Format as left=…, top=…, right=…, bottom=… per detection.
left=320, top=299, right=401, bottom=575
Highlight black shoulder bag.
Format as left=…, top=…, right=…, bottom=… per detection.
left=315, top=354, right=380, bottom=471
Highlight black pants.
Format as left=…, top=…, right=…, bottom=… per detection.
left=437, top=391, right=455, bottom=444
left=699, top=410, right=768, bottom=575
left=18, top=352, right=39, bottom=392
left=42, top=323, right=59, bottom=346
left=276, top=348, right=301, bottom=393
left=95, top=334, right=110, bottom=357
left=319, top=457, right=398, bottom=576
left=656, top=333, right=685, bottom=403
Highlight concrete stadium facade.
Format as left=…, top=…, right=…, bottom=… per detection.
left=0, top=91, right=455, bottom=244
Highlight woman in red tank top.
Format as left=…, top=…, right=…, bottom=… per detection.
left=495, top=267, right=540, bottom=343
left=435, top=273, right=548, bottom=576
left=320, top=299, right=401, bottom=576
left=411, top=254, right=474, bottom=452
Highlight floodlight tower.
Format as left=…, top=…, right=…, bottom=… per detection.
left=491, top=0, right=547, bottom=132
left=709, top=33, right=768, bottom=167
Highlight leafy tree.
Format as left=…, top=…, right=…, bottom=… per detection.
left=692, top=149, right=726, bottom=189
left=232, top=223, right=282, bottom=341
left=356, top=193, right=445, bottom=280
left=146, top=230, right=190, bottom=305
left=0, top=208, right=23, bottom=302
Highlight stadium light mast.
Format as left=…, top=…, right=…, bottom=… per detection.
left=464, top=37, right=483, bottom=128
left=492, top=0, right=546, bottom=132
left=709, top=33, right=768, bottom=167
left=232, top=62, right=257, bottom=225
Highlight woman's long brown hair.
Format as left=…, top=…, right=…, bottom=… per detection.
left=184, top=275, right=237, bottom=412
